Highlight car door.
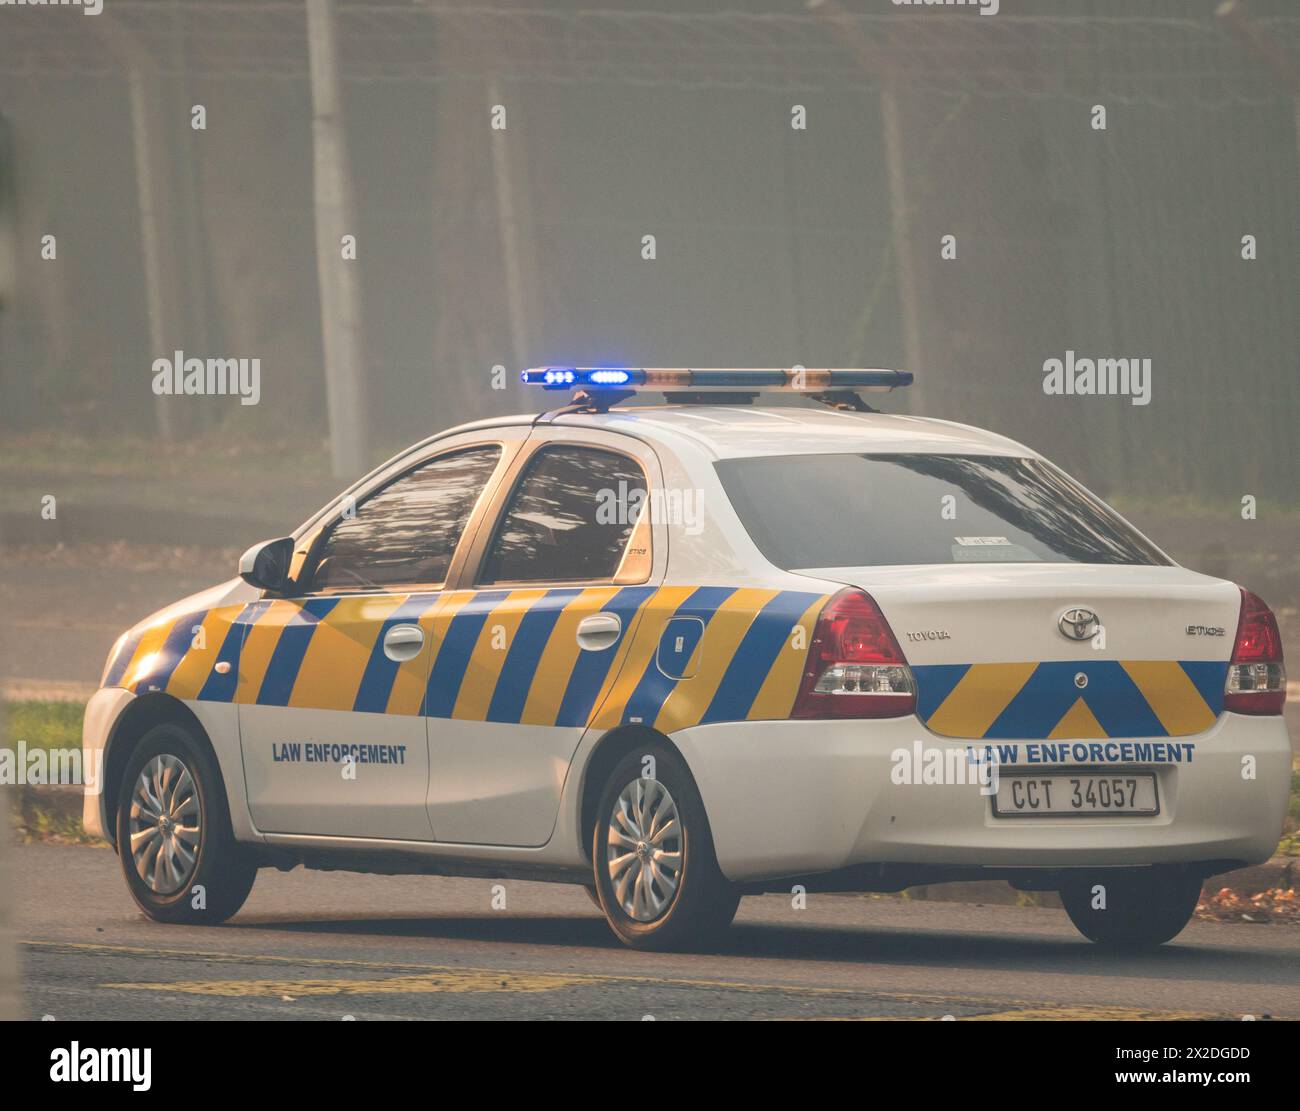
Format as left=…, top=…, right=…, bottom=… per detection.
left=422, top=428, right=666, bottom=847
left=236, top=436, right=513, bottom=840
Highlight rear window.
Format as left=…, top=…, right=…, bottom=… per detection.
left=715, top=453, right=1169, bottom=569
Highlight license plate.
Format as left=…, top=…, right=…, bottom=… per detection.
left=991, top=771, right=1158, bottom=818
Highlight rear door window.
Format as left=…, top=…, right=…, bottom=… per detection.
left=479, top=445, right=648, bottom=584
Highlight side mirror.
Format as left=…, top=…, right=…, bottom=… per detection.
left=238, top=536, right=295, bottom=593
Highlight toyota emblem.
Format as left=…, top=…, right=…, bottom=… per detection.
left=1058, top=607, right=1100, bottom=642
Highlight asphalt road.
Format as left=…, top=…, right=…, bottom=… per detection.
left=9, top=844, right=1299, bottom=1021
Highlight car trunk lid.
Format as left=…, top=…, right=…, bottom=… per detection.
left=794, top=563, right=1238, bottom=740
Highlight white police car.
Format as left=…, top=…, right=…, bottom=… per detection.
left=84, top=369, right=1291, bottom=950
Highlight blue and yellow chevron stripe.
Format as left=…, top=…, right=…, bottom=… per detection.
left=914, top=660, right=1227, bottom=740
left=102, top=592, right=1228, bottom=739
left=102, top=586, right=828, bottom=732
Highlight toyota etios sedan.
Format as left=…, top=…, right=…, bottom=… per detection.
left=84, top=368, right=1290, bottom=950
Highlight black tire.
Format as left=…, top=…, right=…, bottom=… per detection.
left=1059, top=867, right=1202, bottom=950
left=115, top=721, right=257, bottom=925
left=591, top=743, right=739, bottom=951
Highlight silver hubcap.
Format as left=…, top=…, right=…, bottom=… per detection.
left=606, top=777, right=682, bottom=922
left=129, top=754, right=201, bottom=895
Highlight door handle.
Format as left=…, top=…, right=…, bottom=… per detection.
left=382, top=623, right=425, bottom=662
left=576, top=612, right=622, bottom=652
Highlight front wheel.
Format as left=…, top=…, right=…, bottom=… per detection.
left=592, top=744, right=739, bottom=951
left=116, top=722, right=257, bottom=925
left=1059, top=868, right=1202, bottom=950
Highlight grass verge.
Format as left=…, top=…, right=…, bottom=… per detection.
left=2, top=699, right=103, bottom=845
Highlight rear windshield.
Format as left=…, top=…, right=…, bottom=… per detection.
left=715, top=453, right=1169, bottom=569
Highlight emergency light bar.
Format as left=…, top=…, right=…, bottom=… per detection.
left=520, top=367, right=912, bottom=393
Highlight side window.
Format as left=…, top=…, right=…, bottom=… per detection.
left=309, top=446, right=500, bottom=592
left=479, top=445, right=648, bottom=585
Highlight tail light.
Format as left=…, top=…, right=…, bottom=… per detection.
left=1224, top=588, right=1286, bottom=715
left=792, top=588, right=916, bottom=719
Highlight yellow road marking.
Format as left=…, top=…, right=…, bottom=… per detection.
left=962, top=1005, right=1215, bottom=1021
left=23, top=940, right=1280, bottom=1019
left=105, top=970, right=590, bottom=997
left=844, top=1005, right=1215, bottom=1021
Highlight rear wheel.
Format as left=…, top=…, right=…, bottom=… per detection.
left=1060, top=868, right=1202, bottom=950
left=592, top=744, right=739, bottom=951
left=115, top=722, right=257, bottom=925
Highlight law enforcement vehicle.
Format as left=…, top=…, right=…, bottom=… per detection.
left=84, top=369, right=1290, bottom=950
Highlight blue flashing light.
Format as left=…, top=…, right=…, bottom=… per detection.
left=519, top=367, right=912, bottom=393
left=521, top=367, right=644, bottom=390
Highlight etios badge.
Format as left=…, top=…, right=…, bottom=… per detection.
left=1058, top=607, right=1100, bottom=642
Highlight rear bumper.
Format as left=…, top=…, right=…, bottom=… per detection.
left=672, top=712, right=1292, bottom=884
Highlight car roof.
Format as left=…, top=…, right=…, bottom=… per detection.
left=535, top=404, right=1036, bottom=461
